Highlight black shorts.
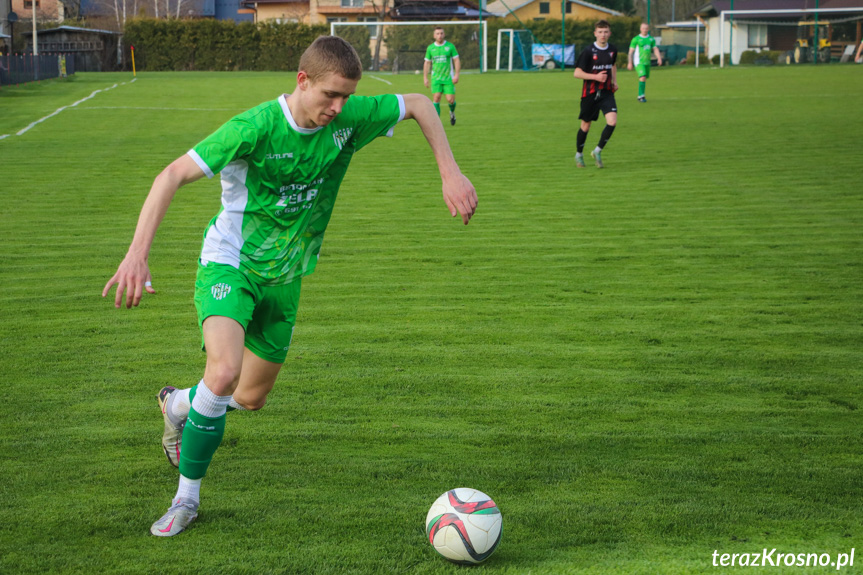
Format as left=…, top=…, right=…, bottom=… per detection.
left=579, top=91, right=617, bottom=123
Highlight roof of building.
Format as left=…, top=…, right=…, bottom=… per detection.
left=694, top=0, right=863, bottom=18
left=315, top=5, right=381, bottom=12
left=656, top=20, right=705, bottom=28
left=391, top=0, right=495, bottom=19
left=486, top=0, right=622, bottom=17
left=240, top=0, right=307, bottom=5
left=23, top=25, right=119, bottom=36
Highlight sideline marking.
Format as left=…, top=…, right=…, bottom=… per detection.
left=76, top=106, right=238, bottom=111
left=368, top=74, right=393, bottom=86
left=2, top=78, right=137, bottom=140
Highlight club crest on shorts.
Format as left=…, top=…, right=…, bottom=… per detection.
left=211, top=283, right=232, bottom=300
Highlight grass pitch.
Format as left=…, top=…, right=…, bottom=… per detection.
left=1, top=65, right=862, bottom=574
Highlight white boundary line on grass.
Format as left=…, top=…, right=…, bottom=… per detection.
left=368, top=74, right=393, bottom=86
left=78, top=106, right=238, bottom=111
left=0, top=77, right=137, bottom=140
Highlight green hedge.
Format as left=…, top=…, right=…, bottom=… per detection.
left=685, top=52, right=711, bottom=65
left=739, top=49, right=783, bottom=65
left=485, top=17, right=641, bottom=66
left=123, top=17, right=641, bottom=72
left=124, top=19, right=327, bottom=71
left=384, top=24, right=482, bottom=70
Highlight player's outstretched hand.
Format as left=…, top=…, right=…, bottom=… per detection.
left=102, top=255, right=156, bottom=309
left=442, top=172, right=478, bottom=225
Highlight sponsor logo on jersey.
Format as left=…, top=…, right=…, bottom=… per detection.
left=266, top=152, right=294, bottom=160
left=333, top=128, right=353, bottom=150
left=211, top=283, right=232, bottom=300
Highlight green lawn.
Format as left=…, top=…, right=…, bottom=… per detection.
left=1, top=65, right=861, bottom=574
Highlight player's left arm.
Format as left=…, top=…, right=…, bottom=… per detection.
left=653, top=44, right=662, bottom=66
left=611, top=59, right=618, bottom=91
left=452, top=55, right=461, bottom=84
left=402, top=93, right=477, bottom=225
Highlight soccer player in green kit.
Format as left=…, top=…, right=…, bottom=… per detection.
left=628, top=22, right=662, bottom=102
left=102, top=35, right=477, bottom=537
left=423, top=26, right=460, bottom=125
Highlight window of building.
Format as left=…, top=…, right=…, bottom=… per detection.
left=565, top=1, right=571, bottom=13
left=748, top=24, right=767, bottom=48
left=24, top=0, right=41, bottom=8
left=361, top=17, right=380, bottom=39
left=341, top=0, right=364, bottom=7
left=539, top=2, right=549, bottom=13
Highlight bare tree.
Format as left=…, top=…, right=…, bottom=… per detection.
left=369, top=0, right=389, bottom=71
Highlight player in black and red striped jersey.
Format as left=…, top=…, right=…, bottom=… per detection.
left=573, top=20, right=618, bottom=168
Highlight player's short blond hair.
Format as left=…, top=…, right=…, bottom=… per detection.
left=299, top=36, right=363, bottom=82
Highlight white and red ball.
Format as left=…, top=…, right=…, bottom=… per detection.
left=425, top=488, right=502, bottom=564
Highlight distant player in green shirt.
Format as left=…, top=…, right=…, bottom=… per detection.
left=423, top=26, right=460, bottom=125
left=628, top=23, right=662, bottom=102
left=103, top=35, right=477, bottom=538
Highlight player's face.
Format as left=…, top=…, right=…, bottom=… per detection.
left=434, top=29, right=445, bottom=43
left=640, top=23, right=650, bottom=35
left=297, top=71, right=358, bottom=128
left=594, top=26, right=610, bottom=45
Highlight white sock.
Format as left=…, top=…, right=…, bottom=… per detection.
left=191, top=381, right=231, bottom=419
left=594, top=146, right=602, bottom=154
left=228, top=398, right=247, bottom=411
left=576, top=152, right=584, bottom=158
left=170, top=386, right=193, bottom=421
left=175, top=475, right=202, bottom=504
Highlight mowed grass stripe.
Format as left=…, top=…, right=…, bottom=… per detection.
left=1, top=66, right=861, bottom=574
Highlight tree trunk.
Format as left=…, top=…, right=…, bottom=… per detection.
left=371, top=0, right=388, bottom=71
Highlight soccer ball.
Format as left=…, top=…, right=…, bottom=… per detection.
left=425, top=488, right=502, bottom=564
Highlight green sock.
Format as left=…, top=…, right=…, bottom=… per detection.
left=449, top=102, right=456, bottom=113
left=433, top=102, right=441, bottom=116
left=638, top=81, right=646, bottom=97
left=178, top=407, right=226, bottom=480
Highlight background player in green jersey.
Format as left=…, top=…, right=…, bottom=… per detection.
left=102, top=35, right=477, bottom=538
left=423, top=27, right=461, bottom=125
left=628, top=23, right=662, bottom=102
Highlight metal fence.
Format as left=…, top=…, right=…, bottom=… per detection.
left=0, top=53, right=77, bottom=87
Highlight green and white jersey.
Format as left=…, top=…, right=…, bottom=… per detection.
left=188, top=93, right=406, bottom=285
left=425, top=41, right=459, bottom=83
left=630, top=34, right=656, bottom=66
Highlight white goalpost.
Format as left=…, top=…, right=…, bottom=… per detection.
left=497, top=28, right=516, bottom=71
left=330, top=20, right=489, bottom=73
left=719, top=7, right=863, bottom=67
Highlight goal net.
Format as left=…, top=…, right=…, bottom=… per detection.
left=331, top=21, right=488, bottom=74
left=496, top=29, right=534, bottom=71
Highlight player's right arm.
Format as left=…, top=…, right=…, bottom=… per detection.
left=402, top=93, right=477, bottom=225
left=103, top=154, right=205, bottom=309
